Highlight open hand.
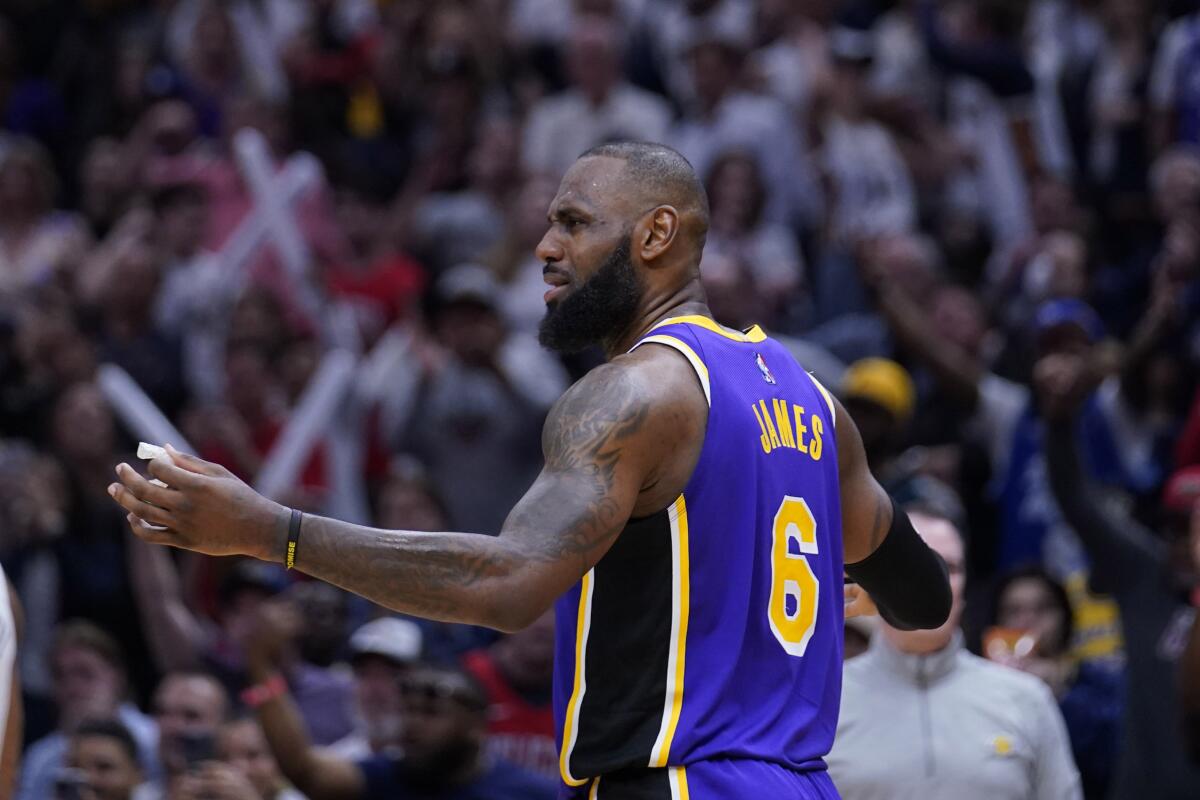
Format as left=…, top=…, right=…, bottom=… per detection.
left=108, top=445, right=286, bottom=562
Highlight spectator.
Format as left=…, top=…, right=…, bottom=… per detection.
left=142, top=671, right=229, bottom=799
left=703, top=149, right=805, bottom=318
left=462, top=609, right=556, bottom=780
left=18, top=622, right=158, bottom=800
left=0, top=138, right=90, bottom=298
left=523, top=14, right=671, bottom=178
left=1177, top=474, right=1200, bottom=763
left=238, top=602, right=555, bottom=799
left=669, top=28, right=822, bottom=229
left=1150, top=2, right=1200, bottom=148
left=216, top=716, right=305, bottom=800
left=983, top=566, right=1123, bottom=799
left=828, top=507, right=1082, bottom=799
left=1038, top=352, right=1200, bottom=799
left=329, top=617, right=422, bottom=760
left=63, top=718, right=145, bottom=800
left=398, top=264, right=567, bottom=533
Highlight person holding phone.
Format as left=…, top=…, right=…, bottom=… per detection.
left=983, top=566, right=1123, bottom=800
left=60, top=719, right=145, bottom=800
left=137, top=672, right=229, bottom=800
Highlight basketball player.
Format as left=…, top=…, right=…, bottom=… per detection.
left=109, top=143, right=951, bottom=798
left=1, top=565, right=22, bottom=800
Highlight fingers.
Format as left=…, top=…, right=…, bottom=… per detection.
left=147, top=456, right=207, bottom=490
left=165, top=444, right=227, bottom=477
left=109, top=481, right=176, bottom=529
left=115, top=462, right=183, bottom=510
left=125, top=512, right=179, bottom=546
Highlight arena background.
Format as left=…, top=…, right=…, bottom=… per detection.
left=1, top=0, right=1199, bottom=798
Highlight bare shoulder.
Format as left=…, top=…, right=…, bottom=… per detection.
left=543, top=348, right=707, bottom=512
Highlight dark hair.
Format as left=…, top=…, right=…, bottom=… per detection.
left=52, top=620, right=127, bottom=677
left=704, top=150, right=766, bottom=225
left=73, top=718, right=140, bottom=765
left=579, top=141, right=710, bottom=225
left=989, top=565, right=1074, bottom=654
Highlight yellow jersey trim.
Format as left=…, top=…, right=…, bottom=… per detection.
left=634, top=335, right=711, bottom=406
left=653, top=314, right=767, bottom=343
left=649, top=496, right=692, bottom=767
left=805, top=371, right=838, bottom=429
left=559, top=570, right=595, bottom=786
left=589, top=777, right=600, bottom=799
left=669, top=766, right=691, bottom=799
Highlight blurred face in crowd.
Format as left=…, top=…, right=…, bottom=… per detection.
left=217, top=719, right=285, bottom=800
left=1039, top=232, right=1087, bottom=301
left=290, top=582, right=348, bottom=667
left=52, top=384, right=116, bottom=465
left=566, top=16, right=620, bottom=100
left=492, top=609, right=555, bottom=693
left=103, top=239, right=162, bottom=318
left=53, top=645, right=124, bottom=731
left=398, top=669, right=487, bottom=777
left=688, top=42, right=736, bottom=109
left=154, top=674, right=227, bottom=775
left=707, top=152, right=763, bottom=234
left=882, top=512, right=967, bottom=655
left=467, top=117, right=519, bottom=192
left=1152, top=149, right=1200, bottom=224
left=931, top=285, right=986, bottom=358
left=436, top=301, right=506, bottom=368
left=535, top=156, right=647, bottom=353
left=352, top=655, right=406, bottom=748
left=66, top=733, right=143, bottom=800
left=81, top=139, right=130, bottom=225
left=1037, top=322, right=1091, bottom=359
left=378, top=474, right=447, bottom=532
left=334, top=190, right=385, bottom=258
left=0, top=145, right=53, bottom=220
left=157, top=188, right=208, bottom=259
left=996, top=576, right=1069, bottom=658
left=224, top=346, right=276, bottom=422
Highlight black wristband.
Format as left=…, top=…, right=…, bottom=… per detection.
left=844, top=497, right=952, bottom=631
left=285, top=509, right=302, bottom=570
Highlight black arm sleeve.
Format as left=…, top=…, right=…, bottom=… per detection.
left=844, top=498, right=952, bottom=631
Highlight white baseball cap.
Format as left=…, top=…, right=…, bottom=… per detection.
left=349, top=618, right=423, bottom=665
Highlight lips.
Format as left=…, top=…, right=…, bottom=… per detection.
left=543, top=267, right=571, bottom=304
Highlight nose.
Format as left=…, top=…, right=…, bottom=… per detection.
left=535, top=227, right=563, bottom=265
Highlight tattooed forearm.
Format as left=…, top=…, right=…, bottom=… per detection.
left=287, top=365, right=654, bottom=631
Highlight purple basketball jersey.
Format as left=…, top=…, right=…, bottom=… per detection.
left=553, top=316, right=845, bottom=792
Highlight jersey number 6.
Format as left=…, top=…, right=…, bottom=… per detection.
left=768, top=496, right=820, bottom=656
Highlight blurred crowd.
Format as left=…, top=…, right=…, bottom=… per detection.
left=0, top=0, right=1199, bottom=798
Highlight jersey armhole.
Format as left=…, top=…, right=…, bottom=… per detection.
left=632, top=335, right=712, bottom=407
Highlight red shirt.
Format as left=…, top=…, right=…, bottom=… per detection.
left=462, top=650, right=557, bottom=781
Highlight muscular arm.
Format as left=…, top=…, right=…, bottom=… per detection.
left=836, top=396, right=952, bottom=630
left=113, top=356, right=687, bottom=633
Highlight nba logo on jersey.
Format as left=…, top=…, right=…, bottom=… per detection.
left=755, top=353, right=776, bottom=384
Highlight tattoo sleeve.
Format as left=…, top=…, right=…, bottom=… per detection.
left=285, top=365, right=653, bottom=631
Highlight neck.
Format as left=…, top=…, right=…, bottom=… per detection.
left=601, top=280, right=709, bottom=360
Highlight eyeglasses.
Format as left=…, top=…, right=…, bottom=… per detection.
left=398, top=676, right=486, bottom=712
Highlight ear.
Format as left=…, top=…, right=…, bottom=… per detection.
left=635, top=205, right=680, bottom=265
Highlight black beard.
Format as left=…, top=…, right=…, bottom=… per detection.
left=538, top=237, right=642, bottom=354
